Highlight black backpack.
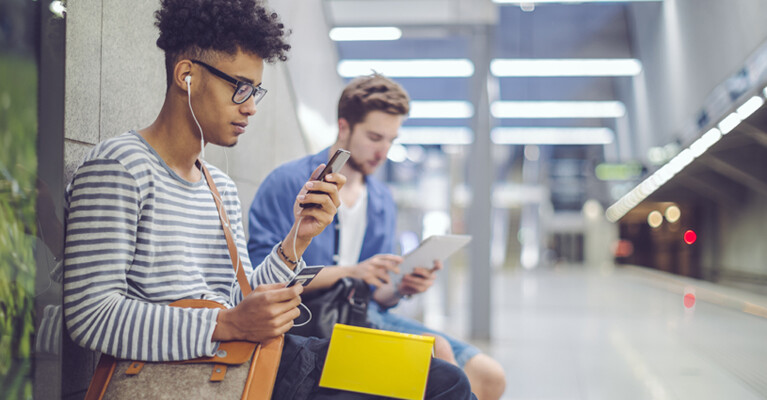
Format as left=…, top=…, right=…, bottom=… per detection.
left=289, top=277, right=372, bottom=338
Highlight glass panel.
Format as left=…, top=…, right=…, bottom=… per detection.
left=36, top=2, right=66, bottom=399
left=1, top=1, right=65, bottom=399
left=0, top=1, right=40, bottom=398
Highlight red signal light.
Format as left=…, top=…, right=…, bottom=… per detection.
left=683, top=230, right=697, bottom=245
left=684, top=293, right=696, bottom=308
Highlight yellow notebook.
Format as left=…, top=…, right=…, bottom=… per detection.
left=319, top=324, right=436, bottom=400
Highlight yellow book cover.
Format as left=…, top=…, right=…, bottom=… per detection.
left=319, top=324, right=436, bottom=400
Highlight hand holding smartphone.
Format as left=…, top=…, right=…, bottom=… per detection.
left=300, top=149, right=350, bottom=208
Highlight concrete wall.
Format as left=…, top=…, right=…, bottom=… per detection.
left=272, top=1, right=345, bottom=153
left=628, top=0, right=767, bottom=159
left=717, top=192, right=767, bottom=276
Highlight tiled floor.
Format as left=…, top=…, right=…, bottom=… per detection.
left=416, top=264, right=767, bottom=400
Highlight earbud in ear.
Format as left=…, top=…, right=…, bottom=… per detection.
left=185, top=75, right=192, bottom=85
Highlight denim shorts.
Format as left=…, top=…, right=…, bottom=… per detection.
left=367, top=302, right=481, bottom=368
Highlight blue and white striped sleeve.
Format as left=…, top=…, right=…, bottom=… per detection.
left=63, top=159, right=219, bottom=362
left=250, top=244, right=304, bottom=285
left=226, top=189, right=303, bottom=303
left=227, top=244, right=305, bottom=305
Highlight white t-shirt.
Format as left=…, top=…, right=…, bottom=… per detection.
left=337, top=186, right=368, bottom=266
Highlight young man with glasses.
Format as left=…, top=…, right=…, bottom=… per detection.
left=63, top=0, right=474, bottom=398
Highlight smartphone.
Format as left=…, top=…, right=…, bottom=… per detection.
left=317, top=149, right=350, bottom=182
left=286, top=266, right=324, bottom=287
left=300, top=149, right=350, bottom=208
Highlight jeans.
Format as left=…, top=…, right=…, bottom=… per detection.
left=367, top=302, right=481, bottom=368
left=272, top=334, right=476, bottom=399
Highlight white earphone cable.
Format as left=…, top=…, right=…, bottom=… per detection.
left=190, top=77, right=241, bottom=300
left=293, top=303, right=312, bottom=327
left=187, top=78, right=205, bottom=158
left=290, top=215, right=312, bottom=327
left=191, top=75, right=309, bottom=326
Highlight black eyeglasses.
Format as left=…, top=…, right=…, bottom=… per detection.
left=190, top=59, right=267, bottom=105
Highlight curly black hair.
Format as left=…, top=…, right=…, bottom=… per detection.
left=155, top=0, right=290, bottom=87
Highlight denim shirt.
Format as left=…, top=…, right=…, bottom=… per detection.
left=247, top=147, right=397, bottom=272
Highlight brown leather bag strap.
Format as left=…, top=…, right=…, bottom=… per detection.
left=84, top=355, right=117, bottom=400
left=243, top=335, right=285, bottom=400
left=200, top=161, right=284, bottom=400
left=200, top=161, right=252, bottom=296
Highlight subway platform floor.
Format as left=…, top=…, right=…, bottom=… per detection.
left=413, top=264, right=767, bottom=400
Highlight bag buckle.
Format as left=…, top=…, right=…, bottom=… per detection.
left=347, top=287, right=363, bottom=306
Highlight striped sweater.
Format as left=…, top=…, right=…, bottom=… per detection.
left=63, top=131, right=303, bottom=362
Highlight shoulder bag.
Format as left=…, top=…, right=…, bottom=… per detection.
left=84, top=163, right=283, bottom=400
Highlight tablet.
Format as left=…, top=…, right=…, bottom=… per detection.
left=397, top=234, right=472, bottom=277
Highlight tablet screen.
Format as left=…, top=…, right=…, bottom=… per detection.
left=397, top=234, right=471, bottom=277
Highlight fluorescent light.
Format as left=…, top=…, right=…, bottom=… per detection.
left=491, top=127, right=614, bottom=145
left=409, top=101, right=474, bottom=119
left=329, top=27, right=402, bottom=41
left=716, top=96, right=764, bottom=134
left=717, top=112, right=741, bottom=134
left=735, top=95, right=764, bottom=120
left=689, top=128, right=721, bottom=157
left=337, top=59, right=474, bottom=78
left=491, top=59, right=642, bottom=77
left=607, top=126, right=721, bottom=222
left=396, top=127, right=473, bottom=145
left=493, top=0, right=662, bottom=3
left=669, top=149, right=694, bottom=171
left=491, top=101, right=626, bottom=119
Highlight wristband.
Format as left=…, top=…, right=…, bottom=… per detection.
left=277, top=242, right=298, bottom=266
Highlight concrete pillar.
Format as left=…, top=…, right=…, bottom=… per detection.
left=467, top=25, right=493, bottom=341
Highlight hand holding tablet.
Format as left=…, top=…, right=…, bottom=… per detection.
left=396, top=234, right=472, bottom=278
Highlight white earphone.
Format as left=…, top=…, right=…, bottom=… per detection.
left=185, top=74, right=205, bottom=158
left=185, top=74, right=247, bottom=308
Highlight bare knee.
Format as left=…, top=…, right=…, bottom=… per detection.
left=422, top=334, right=457, bottom=365
left=464, top=353, right=506, bottom=400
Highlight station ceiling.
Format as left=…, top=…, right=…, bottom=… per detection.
left=323, top=0, right=665, bottom=210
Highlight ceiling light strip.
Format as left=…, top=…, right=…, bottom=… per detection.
left=491, top=127, right=614, bottom=145
left=735, top=95, right=764, bottom=120
left=491, top=58, right=642, bottom=77
left=718, top=93, right=762, bottom=136
left=396, top=127, right=474, bottom=145
left=337, top=59, right=475, bottom=78
left=606, top=128, right=722, bottom=222
left=329, top=27, right=402, bottom=41
left=491, top=101, right=626, bottom=119
left=409, top=101, right=474, bottom=119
